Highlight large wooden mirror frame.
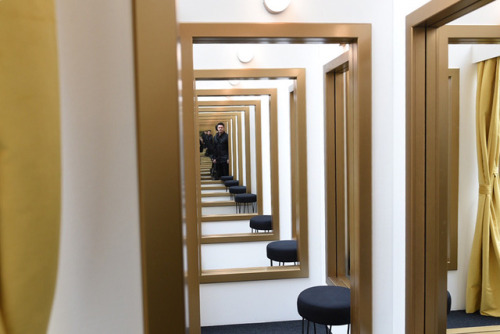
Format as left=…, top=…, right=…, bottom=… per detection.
left=196, top=85, right=308, bottom=284
left=196, top=88, right=281, bottom=246
left=406, top=1, right=499, bottom=333
left=180, top=23, right=371, bottom=334
left=198, top=112, right=242, bottom=189
left=199, top=100, right=264, bottom=202
left=199, top=108, right=247, bottom=198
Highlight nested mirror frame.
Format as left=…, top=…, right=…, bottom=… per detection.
left=406, top=1, right=500, bottom=333
left=198, top=107, right=261, bottom=218
left=196, top=86, right=309, bottom=284
left=180, top=23, right=372, bottom=334
left=196, top=89, right=281, bottom=246
left=196, top=71, right=306, bottom=266
left=198, top=112, right=242, bottom=189
left=199, top=101, right=264, bottom=211
left=199, top=108, right=249, bottom=200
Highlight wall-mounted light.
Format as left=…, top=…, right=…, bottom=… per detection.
left=237, top=46, right=254, bottom=63
left=263, top=0, right=291, bottom=14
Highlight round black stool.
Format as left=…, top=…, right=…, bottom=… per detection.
left=229, top=186, right=246, bottom=199
left=297, top=285, right=351, bottom=334
left=266, top=240, right=297, bottom=266
left=249, top=215, right=272, bottom=233
left=220, top=175, right=234, bottom=181
left=224, top=180, right=239, bottom=191
left=234, top=193, right=257, bottom=213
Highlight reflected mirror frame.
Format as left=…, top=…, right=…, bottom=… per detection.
left=198, top=108, right=255, bottom=209
left=196, top=89, right=280, bottom=246
left=195, top=80, right=308, bottom=282
left=180, top=23, right=372, bottom=334
left=406, top=2, right=499, bottom=333
left=198, top=112, right=242, bottom=188
left=199, top=108, right=247, bottom=192
left=199, top=100, right=263, bottom=213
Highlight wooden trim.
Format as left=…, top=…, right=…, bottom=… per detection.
left=406, top=1, right=500, bottom=332
left=447, top=68, right=460, bottom=271
left=132, top=0, right=188, bottom=332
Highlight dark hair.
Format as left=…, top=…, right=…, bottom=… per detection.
left=216, top=122, right=224, bottom=129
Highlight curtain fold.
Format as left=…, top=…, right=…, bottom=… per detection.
left=0, top=0, right=61, bottom=333
left=466, top=57, right=500, bottom=317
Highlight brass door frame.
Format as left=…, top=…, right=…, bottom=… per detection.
left=406, top=1, right=498, bottom=333
left=180, top=23, right=372, bottom=334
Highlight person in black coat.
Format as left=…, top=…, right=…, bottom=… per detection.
left=212, top=122, right=229, bottom=179
left=204, top=129, right=214, bottom=157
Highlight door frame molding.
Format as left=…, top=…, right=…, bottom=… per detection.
left=406, top=1, right=497, bottom=333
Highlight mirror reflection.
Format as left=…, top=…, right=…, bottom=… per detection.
left=192, top=42, right=345, bottom=281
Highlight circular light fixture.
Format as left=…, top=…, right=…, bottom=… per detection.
left=237, top=47, right=254, bottom=63
left=263, top=0, right=291, bottom=14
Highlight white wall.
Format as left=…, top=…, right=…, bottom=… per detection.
left=48, top=1, right=144, bottom=333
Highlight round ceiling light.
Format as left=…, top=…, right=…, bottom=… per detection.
left=263, top=0, right=291, bottom=14
left=237, top=47, right=254, bottom=63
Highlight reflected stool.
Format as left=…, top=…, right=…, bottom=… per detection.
left=266, top=240, right=297, bottom=266
left=297, top=285, right=351, bottom=334
left=250, top=215, right=272, bottom=233
left=447, top=291, right=452, bottom=314
left=234, top=193, right=257, bottom=213
left=220, top=175, right=234, bottom=181
left=229, top=185, right=246, bottom=200
left=224, top=180, right=239, bottom=192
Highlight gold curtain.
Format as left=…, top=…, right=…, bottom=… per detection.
left=0, top=0, right=61, bottom=333
left=466, top=57, right=500, bottom=316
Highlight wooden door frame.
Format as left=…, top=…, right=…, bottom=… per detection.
left=406, top=1, right=497, bottom=333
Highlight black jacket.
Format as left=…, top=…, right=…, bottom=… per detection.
left=212, top=132, right=228, bottom=162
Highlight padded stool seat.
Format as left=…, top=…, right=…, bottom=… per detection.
left=266, top=240, right=297, bottom=266
left=229, top=186, right=247, bottom=199
left=297, top=286, right=351, bottom=333
left=220, top=175, right=234, bottom=181
left=250, top=215, right=272, bottom=232
left=224, top=180, right=239, bottom=191
left=229, top=186, right=246, bottom=194
left=234, top=193, right=257, bottom=213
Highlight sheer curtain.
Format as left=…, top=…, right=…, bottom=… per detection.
left=466, top=57, right=500, bottom=317
left=0, top=0, right=61, bottom=333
